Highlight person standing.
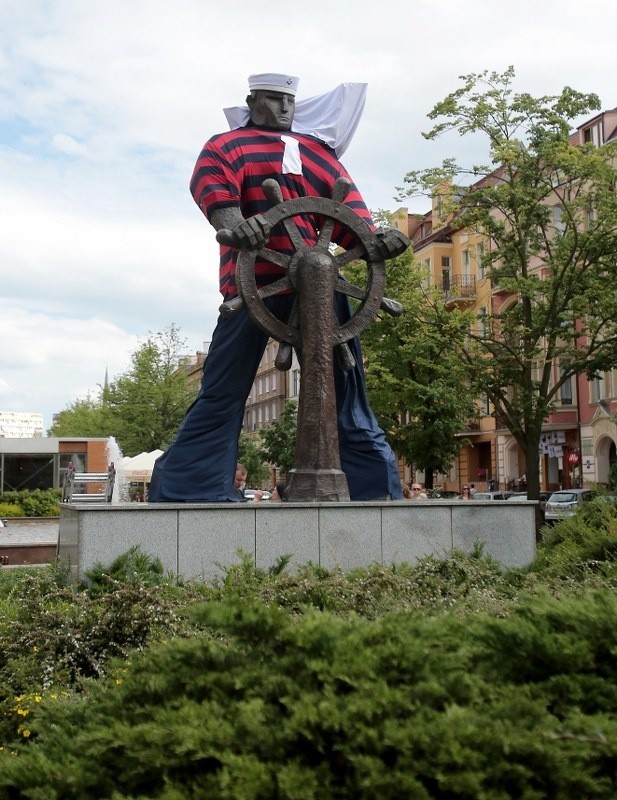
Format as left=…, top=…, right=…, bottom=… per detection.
left=408, top=483, right=428, bottom=500
left=149, top=73, right=407, bottom=503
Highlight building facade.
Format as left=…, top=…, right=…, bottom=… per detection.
left=0, top=437, right=111, bottom=493
left=0, top=411, right=44, bottom=438
left=402, top=108, right=617, bottom=493
left=243, top=339, right=301, bottom=435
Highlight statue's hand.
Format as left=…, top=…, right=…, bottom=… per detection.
left=373, top=227, right=410, bottom=261
left=216, top=214, right=271, bottom=250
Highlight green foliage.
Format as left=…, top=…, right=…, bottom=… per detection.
left=260, top=400, right=298, bottom=475
left=398, top=67, right=617, bottom=502
left=532, top=497, right=617, bottom=581
left=2, top=520, right=617, bottom=796
left=0, top=489, right=61, bottom=517
left=346, top=252, right=476, bottom=486
left=0, top=561, right=194, bottom=745
left=85, top=545, right=166, bottom=595
left=2, top=592, right=617, bottom=798
left=103, top=324, right=197, bottom=455
left=238, top=433, right=270, bottom=487
left=47, top=394, right=111, bottom=438
left=47, top=324, right=197, bottom=455
left=0, top=502, right=23, bottom=518
left=608, top=461, right=617, bottom=490
left=207, top=546, right=512, bottom=619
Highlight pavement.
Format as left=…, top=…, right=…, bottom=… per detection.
left=0, top=519, right=59, bottom=545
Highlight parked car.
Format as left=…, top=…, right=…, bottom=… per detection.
left=243, top=488, right=272, bottom=501
left=472, top=491, right=515, bottom=501
left=506, top=491, right=552, bottom=518
left=544, top=489, right=597, bottom=522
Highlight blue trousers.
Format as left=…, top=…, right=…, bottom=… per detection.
left=148, top=293, right=402, bottom=502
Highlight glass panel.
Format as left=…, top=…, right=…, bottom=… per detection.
left=2, top=455, right=55, bottom=492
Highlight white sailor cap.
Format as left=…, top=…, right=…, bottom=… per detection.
left=248, top=73, right=299, bottom=96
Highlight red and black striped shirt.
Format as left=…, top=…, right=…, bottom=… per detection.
left=190, top=126, right=373, bottom=297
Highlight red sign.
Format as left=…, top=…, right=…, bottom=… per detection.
left=568, top=452, right=579, bottom=463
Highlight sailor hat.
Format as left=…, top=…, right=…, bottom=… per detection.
left=248, top=73, right=299, bottom=96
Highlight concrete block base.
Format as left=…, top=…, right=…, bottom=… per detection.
left=58, top=500, right=537, bottom=582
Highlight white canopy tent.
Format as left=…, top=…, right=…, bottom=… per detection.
left=119, top=450, right=164, bottom=481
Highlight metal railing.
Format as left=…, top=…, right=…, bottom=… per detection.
left=443, top=274, right=476, bottom=300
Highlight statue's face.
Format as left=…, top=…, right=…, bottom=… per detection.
left=248, top=90, right=295, bottom=130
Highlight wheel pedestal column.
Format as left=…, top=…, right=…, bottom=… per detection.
left=285, top=249, right=349, bottom=502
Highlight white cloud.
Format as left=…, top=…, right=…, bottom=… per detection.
left=0, top=0, right=615, bottom=430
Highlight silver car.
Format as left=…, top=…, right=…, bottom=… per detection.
left=544, top=489, right=597, bottom=522
left=472, top=491, right=515, bottom=501
left=243, top=488, right=272, bottom=501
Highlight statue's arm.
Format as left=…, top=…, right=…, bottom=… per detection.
left=210, top=207, right=271, bottom=251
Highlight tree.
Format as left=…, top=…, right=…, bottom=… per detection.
left=48, top=325, right=197, bottom=456
left=238, top=433, right=270, bottom=488
left=48, top=395, right=111, bottom=438
left=260, top=401, right=297, bottom=477
left=399, top=67, right=617, bottom=509
left=346, top=248, right=476, bottom=490
left=103, top=325, right=196, bottom=456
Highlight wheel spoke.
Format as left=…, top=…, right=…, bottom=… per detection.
left=336, top=279, right=367, bottom=302
left=316, top=218, right=336, bottom=251
left=282, top=216, right=308, bottom=252
left=256, top=276, right=292, bottom=300
left=256, top=247, right=291, bottom=269
left=334, top=244, right=367, bottom=268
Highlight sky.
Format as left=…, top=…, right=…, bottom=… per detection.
left=1, top=0, right=616, bottom=431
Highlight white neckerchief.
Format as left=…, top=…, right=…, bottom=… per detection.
left=223, top=82, right=367, bottom=158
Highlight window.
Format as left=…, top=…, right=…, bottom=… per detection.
left=292, top=369, right=301, bottom=398
left=476, top=242, right=485, bottom=280
left=559, top=369, right=573, bottom=405
left=424, top=257, right=431, bottom=285
left=587, top=201, right=596, bottom=226
left=3, top=455, right=54, bottom=492
left=441, top=256, right=451, bottom=291
left=462, top=249, right=470, bottom=276
left=583, top=124, right=602, bottom=146
left=553, top=205, right=565, bottom=235
left=477, top=307, right=488, bottom=339
left=590, top=372, right=603, bottom=403
left=265, top=374, right=270, bottom=393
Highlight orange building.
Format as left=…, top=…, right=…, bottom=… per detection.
left=0, top=437, right=112, bottom=493
left=397, top=108, right=617, bottom=493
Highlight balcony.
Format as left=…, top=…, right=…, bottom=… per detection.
left=443, top=274, right=476, bottom=308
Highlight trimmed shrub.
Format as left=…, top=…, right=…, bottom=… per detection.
left=84, top=545, right=167, bottom=595
left=1, top=593, right=617, bottom=798
left=0, top=503, right=23, bottom=518
left=0, top=489, right=61, bottom=517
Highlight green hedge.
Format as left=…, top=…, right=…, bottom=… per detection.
left=0, top=501, right=616, bottom=798
left=0, top=489, right=61, bottom=517
left=1, top=591, right=617, bottom=799
left=0, top=503, right=23, bottom=518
